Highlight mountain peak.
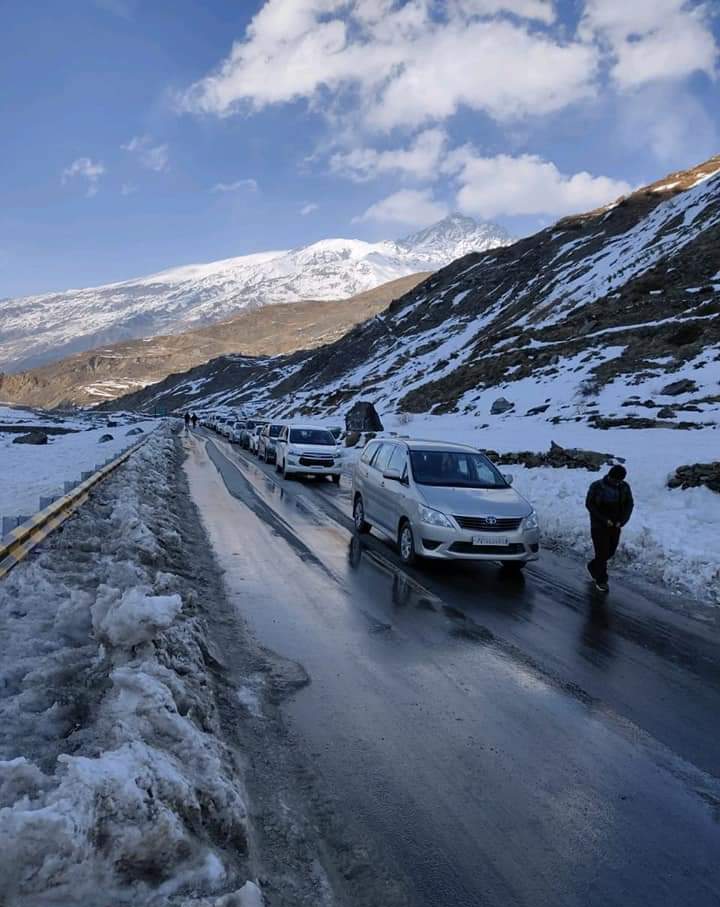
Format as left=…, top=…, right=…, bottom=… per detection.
left=399, top=213, right=513, bottom=259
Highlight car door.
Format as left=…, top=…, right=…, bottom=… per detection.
left=378, top=444, right=409, bottom=534
left=366, top=442, right=396, bottom=530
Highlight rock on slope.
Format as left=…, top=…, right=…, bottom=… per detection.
left=106, top=155, right=720, bottom=430
left=0, top=215, right=510, bottom=373
left=0, top=273, right=429, bottom=409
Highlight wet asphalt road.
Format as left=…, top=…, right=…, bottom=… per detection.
left=187, top=430, right=720, bottom=907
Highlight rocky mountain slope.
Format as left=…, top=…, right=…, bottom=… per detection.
left=107, top=156, right=720, bottom=431
left=0, top=215, right=509, bottom=373
left=0, top=273, right=428, bottom=409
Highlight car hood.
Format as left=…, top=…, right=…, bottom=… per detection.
left=416, top=485, right=531, bottom=518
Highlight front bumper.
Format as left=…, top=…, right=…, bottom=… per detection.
left=414, top=521, right=540, bottom=561
left=285, top=457, right=339, bottom=476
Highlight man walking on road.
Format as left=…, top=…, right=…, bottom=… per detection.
left=585, top=464, right=634, bottom=592
left=184, top=412, right=190, bottom=431
left=191, top=413, right=198, bottom=429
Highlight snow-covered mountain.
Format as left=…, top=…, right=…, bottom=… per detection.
left=0, top=215, right=510, bottom=372
left=111, top=155, right=720, bottom=430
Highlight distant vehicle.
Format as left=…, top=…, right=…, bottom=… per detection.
left=274, top=424, right=343, bottom=482
left=351, top=438, right=539, bottom=569
left=240, top=419, right=263, bottom=449
left=230, top=420, right=247, bottom=444
left=257, top=423, right=284, bottom=463
left=248, top=424, right=265, bottom=454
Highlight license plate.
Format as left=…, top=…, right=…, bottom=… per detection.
left=472, top=534, right=509, bottom=546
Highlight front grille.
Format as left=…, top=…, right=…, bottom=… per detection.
left=299, top=456, right=333, bottom=467
left=453, top=515, right=522, bottom=532
left=449, top=542, right=525, bottom=555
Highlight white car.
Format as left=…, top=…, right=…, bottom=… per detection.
left=274, top=424, right=343, bottom=483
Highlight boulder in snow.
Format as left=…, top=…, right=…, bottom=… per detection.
left=126, top=426, right=144, bottom=436
left=490, top=397, right=514, bottom=415
left=668, top=462, right=720, bottom=494
left=346, top=400, right=384, bottom=433
left=12, top=430, right=48, bottom=445
left=98, top=433, right=114, bottom=443
left=661, top=379, right=697, bottom=396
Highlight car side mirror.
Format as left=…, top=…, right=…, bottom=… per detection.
left=503, top=473, right=514, bottom=485
left=383, top=468, right=405, bottom=483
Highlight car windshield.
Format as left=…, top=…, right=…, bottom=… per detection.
left=409, top=449, right=508, bottom=489
left=269, top=424, right=283, bottom=437
left=289, top=428, right=335, bottom=445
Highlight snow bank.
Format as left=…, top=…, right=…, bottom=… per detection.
left=0, top=406, right=159, bottom=517
left=0, top=426, right=257, bottom=906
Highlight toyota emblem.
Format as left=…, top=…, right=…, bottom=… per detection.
left=484, top=516, right=497, bottom=525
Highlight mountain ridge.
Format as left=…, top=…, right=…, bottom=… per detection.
left=0, top=273, right=430, bottom=409
left=0, top=215, right=511, bottom=373
left=104, top=156, right=720, bottom=431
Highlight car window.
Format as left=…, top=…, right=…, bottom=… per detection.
left=289, top=428, right=335, bottom=445
left=386, top=445, right=406, bottom=474
left=409, top=450, right=507, bottom=488
left=372, top=443, right=395, bottom=472
left=269, top=424, right=283, bottom=437
left=360, top=441, right=380, bottom=464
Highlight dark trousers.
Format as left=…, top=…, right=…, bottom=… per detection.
left=589, top=525, right=621, bottom=583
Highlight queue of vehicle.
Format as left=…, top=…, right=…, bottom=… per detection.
left=196, top=410, right=543, bottom=573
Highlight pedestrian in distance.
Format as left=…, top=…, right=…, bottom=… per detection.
left=585, top=464, right=634, bottom=593
left=184, top=412, right=190, bottom=431
left=191, top=413, right=198, bottom=429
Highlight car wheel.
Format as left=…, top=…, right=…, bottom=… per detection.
left=398, top=520, right=417, bottom=566
left=282, top=459, right=291, bottom=480
left=275, top=458, right=282, bottom=473
left=353, top=496, right=370, bottom=534
left=331, top=473, right=341, bottom=485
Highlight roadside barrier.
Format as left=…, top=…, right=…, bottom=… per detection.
left=0, top=432, right=153, bottom=580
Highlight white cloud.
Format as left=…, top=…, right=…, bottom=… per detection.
left=122, top=135, right=169, bottom=172
left=355, top=188, right=449, bottom=225
left=447, top=150, right=632, bottom=218
left=330, top=128, right=448, bottom=182
left=120, top=182, right=137, bottom=196
left=180, top=1, right=598, bottom=130
left=300, top=202, right=319, bottom=215
left=616, top=83, right=719, bottom=166
left=61, top=157, right=105, bottom=196
left=452, top=0, right=555, bottom=21
left=211, top=178, right=259, bottom=193
left=581, top=0, right=718, bottom=88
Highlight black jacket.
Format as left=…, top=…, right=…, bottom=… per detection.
left=585, top=477, right=634, bottom=528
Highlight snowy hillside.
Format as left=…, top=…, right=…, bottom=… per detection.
left=0, top=215, right=510, bottom=372
left=107, top=156, right=720, bottom=603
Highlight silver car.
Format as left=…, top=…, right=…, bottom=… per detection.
left=351, top=439, right=540, bottom=569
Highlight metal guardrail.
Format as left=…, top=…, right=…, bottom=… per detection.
left=0, top=432, right=153, bottom=580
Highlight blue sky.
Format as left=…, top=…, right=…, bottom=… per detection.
left=1, top=0, right=718, bottom=297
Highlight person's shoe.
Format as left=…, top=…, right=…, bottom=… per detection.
left=595, top=580, right=609, bottom=593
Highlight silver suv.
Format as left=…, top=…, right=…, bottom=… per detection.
left=351, top=438, right=539, bottom=569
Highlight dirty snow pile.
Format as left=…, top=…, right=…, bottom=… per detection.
left=0, top=405, right=159, bottom=519
left=0, top=426, right=263, bottom=906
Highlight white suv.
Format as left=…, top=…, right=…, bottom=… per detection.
left=275, top=425, right=343, bottom=483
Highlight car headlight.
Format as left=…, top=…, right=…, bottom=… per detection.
left=524, top=509, right=539, bottom=531
left=418, top=505, right=454, bottom=528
